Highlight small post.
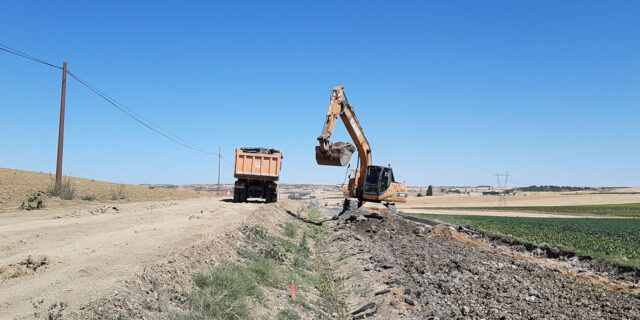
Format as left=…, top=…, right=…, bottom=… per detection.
left=55, top=61, right=67, bottom=185
left=291, top=283, right=295, bottom=300
left=217, top=146, right=221, bottom=195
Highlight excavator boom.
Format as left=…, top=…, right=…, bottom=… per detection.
left=315, top=86, right=370, bottom=188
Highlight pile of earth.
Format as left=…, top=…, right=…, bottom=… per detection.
left=336, top=213, right=640, bottom=319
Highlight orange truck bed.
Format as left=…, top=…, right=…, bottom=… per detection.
left=234, top=147, right=282, bottom=181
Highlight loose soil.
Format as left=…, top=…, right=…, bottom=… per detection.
left=335, top=211, right=640, bottom=319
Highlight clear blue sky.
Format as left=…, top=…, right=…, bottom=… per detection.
left=1, top=1, right=638, bottom=186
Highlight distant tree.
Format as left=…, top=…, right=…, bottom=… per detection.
left=426, top=185, right=433, bottom=196
left=416, top=192, right=423, bottom=197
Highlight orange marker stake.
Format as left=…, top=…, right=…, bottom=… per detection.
left=291, top=283, right=295, bottom=300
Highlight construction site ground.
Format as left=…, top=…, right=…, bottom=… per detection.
left=1, top=170, right=639, bottom=319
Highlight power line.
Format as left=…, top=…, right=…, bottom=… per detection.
left=495, top=172, right=511, bottom=206
left=0, top=42, right=220, bottom=157
left=67, top=71, right=219, bottom=156
left=0, top=43, right=62, bottom=69
left=221, top=155, right=234, bottom=167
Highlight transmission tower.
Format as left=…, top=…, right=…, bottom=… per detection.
left=494, top=172, right=511, bottom=206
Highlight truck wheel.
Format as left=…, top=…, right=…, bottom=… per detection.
left=270, top=193, right=278, bottom=203
left=233, top=192, right=239, bottom=203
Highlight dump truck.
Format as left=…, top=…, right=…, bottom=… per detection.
left=315, top=86, right=407, bottom=212
left=233, top=147, right=282, bottom=203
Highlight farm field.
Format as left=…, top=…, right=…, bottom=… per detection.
left=412, top=213, right=640, bottom=268
left=411, top=203, right=640, bottom=217
left=398, top=188, right=640, bottom=208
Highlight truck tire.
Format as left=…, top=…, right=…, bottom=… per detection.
left=264, top=190, right=277, bottom=203
left=242, top=191, right=248, bottom=203
left=234, top=188, right=247, bottom=203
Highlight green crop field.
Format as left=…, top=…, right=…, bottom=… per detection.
left=414, top=203, right=640, bottom=217
left=412, top=213, right=640, bottom=268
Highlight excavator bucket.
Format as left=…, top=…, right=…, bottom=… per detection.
left=315, top=142, right=356, bottom=166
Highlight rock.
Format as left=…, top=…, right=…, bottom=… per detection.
left=404, top=298, right=415, bottom=306
left=351, top=302, right=376, bottom=315
left=532, top=248, right=545, bottom=257
left=375, top=288, right=391, bottom=296
left=461, top=306, right=470, bottom=315
left=353, top=307, right=377, bottom=320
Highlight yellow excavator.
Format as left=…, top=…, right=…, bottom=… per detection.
left=315, top=86, right=407, bottom=213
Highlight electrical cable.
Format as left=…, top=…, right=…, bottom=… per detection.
left=0, top=42, right=220, bottom=157
left=67, top=71, right=219, bottom=156
left=0, top=43, right=62, bottom=69
left=220, top=155, right=234, bottom=167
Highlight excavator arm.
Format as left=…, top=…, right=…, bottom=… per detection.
left=315, top=86, right=371, bottom=191
left=316, top=85, right=408, bottom=206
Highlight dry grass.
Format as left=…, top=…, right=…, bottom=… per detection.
left=0, top=168, right=205, bottom=212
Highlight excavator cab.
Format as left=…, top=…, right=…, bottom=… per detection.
left=363, top=165, right=394, bottom=197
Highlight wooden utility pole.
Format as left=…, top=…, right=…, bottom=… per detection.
left=55, top=61, right=67, bottom=185
left=217, top=146, right=221, bottom=195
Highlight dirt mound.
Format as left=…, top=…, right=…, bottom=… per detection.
left=338, top=213, right=640, bottom=319
left=428, top=224, right=486, bottom=246
left=1, top=255, right=50, bottom=280
left=0, top=168, right=204, bottom=212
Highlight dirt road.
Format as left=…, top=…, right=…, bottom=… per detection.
left=0, top=197, right=266, bottom=319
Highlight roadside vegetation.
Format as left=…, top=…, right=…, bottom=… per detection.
left=47, top=177, right=75, bottom=200
left=111, top=184, right=127, bottom=200
left=415, top=203, right=640, bottom=217
left=179, top=208, right=344, bottom=319
left=81, top=194, right=96, bottom=201
left=414, top=213, right=640, bottom=268
left=19, top=193, right=45, bottom=211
